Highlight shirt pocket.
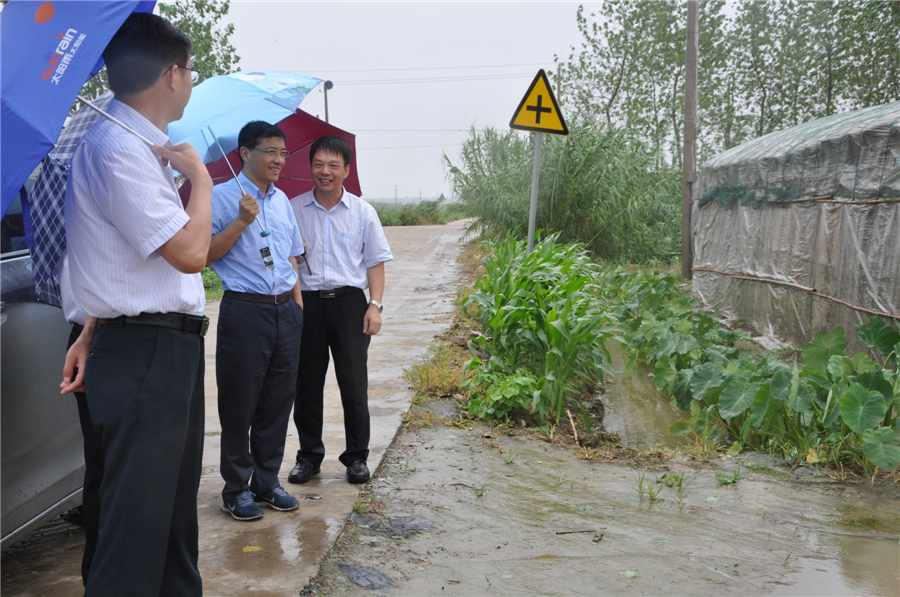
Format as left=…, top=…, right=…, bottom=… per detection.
left=338, top=230, right=363, bottom=256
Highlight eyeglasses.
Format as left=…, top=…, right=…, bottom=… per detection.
left=163, top=60, right=200, bottom=83
left=251, top=147, right=289, bottom=159
left=184, top=61, right=201, bottom=83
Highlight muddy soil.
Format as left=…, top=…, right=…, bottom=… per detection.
left=307, top=396, right=900, bottom=596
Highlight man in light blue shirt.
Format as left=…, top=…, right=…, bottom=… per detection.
left=288, top=136, right=393, bottom=486
left=208, top=121, right=305, bottom=521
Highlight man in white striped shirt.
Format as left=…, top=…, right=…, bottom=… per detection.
left=288, top=136, right=393, bottom=485
left=60, top=14, right=211, bottom=596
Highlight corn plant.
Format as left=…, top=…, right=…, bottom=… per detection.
left=463, top=235, right=619, bottom=423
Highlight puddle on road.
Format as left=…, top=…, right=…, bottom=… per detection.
left=770, top=535, right=900, bottom=597
left=600, top=342, right=688, bottom=449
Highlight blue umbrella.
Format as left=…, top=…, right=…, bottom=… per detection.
left=0, top=0, right=156, bottom=217
left=167, top=69, right=323, bottom=164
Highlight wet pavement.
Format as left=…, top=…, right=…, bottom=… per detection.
left=1, top=220, right=471, bottom=596
left=309, top=397, right=900, bottom=597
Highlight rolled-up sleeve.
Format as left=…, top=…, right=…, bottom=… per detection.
left=87, top=143, right=188, bottom=259
left=361, top=209, right=393, bottom=269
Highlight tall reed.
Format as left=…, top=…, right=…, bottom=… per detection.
left=444, top=123, right=681, bottom=264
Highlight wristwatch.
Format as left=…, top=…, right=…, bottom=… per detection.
left=369, top=300, right=383, bottom=314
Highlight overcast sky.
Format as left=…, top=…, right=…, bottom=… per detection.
left=219, top=1, right=605, bottom=201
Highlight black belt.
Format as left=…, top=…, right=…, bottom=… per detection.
left=302, top=286, right=360, bottom=299
left=97, top=312, right=209, bottom=337
left=224, top=290, right=292, bottom=304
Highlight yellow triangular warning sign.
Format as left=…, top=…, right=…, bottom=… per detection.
left=509, top=70, right=568, bottom=135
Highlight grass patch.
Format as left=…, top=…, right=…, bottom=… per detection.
left=403, top=341, right=473, bottom=398
left=202, top=267, right=223, bottom=302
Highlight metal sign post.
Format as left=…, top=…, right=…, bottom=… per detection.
left=526, top=133, right=543, bottom=254
left=509, top=70, right=568, bottom=254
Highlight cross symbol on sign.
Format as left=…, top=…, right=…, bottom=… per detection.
left=526, top=95, right=552, bottom=124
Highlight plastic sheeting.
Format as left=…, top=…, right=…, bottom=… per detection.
left=692, top=102, right=900, bottom=355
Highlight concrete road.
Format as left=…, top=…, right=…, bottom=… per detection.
left=1, top=221, right=469, bottom=597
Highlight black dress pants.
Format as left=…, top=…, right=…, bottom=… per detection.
left=294, top=288, right=371, bottom=467
left=83, top=321, right=204, bottom=597
left=216, top=297, right=303, bottom=503
left=68, top=323, right=104, bottom=588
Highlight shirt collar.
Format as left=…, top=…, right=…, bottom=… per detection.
left=237, top=170, right=276, bottom=200
left=303, top=187, right=348, bottom=209
left=107, top=99, right=170, bottom=147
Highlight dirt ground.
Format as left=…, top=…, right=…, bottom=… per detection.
left=305, top=395, right=900, bottom=597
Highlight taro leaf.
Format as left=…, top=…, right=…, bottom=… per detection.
left=826, top=355, right=853, bottom=383
left=848, top=352, right=878, bottom=376
left=690, top=363, right=724, bottom=402
left=673, top=318, right=693, bottom=334
left=770, top=368, right=793, bottom=402
left=668, top=419, right=693, bottom=436
left=800, top=367, right=831, bottom=392
left=840, top=383, right=888, bottom=434
left=673, top=333, right=698, bottom=356
left=673, top=369, right=694, bottom=410
left=653, top=354, right=673, bottom=391
left=750, top=383, right=771, bottom=428
left=719, top=377, right=762, bottom=419
left=704, top=347, right=730, bottom=366
left=727, top=441, right=742, bottom=456
left=690, top=400, right=709, bottom=431
left=801, top=327, right=847, bottom=373
left=788, top=380, right=815, bottom=414
left=850, top=368, right=894, bottom=407
left=861, top=427, right=900, bottom=472
left=856, top=316, right=900, bottom=359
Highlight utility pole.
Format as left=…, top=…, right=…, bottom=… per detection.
left=394, top=185, right=397, bottom=205
left=323, top=80, right=333, bottom=123
left=682, top=1, right=698, bottom=281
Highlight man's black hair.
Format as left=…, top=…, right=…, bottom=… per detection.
left=309, top=136, right=352, bottom=168
left=237, top=121, right=288, bottom=166
left=103, top=13, right=192, bottom=96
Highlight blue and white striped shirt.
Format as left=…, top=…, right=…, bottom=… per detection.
left=289, top=189, right=393, bottom=291
left=65, top=100, right=205, bottom=318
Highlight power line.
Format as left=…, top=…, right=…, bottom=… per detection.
left=350, top=129, right=482, bottom=132
left=336, top=72, right=535, bottom=86
left=289, top=62, right=550, bottom=74
left=357, top=143, right=464, bottom=151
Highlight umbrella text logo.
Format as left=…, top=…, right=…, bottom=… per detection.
left=42, top=29, right=87, bottom=85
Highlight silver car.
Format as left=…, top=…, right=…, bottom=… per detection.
left=1, top=181, right=84, bottom=551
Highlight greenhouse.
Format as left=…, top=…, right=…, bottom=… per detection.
left=692, top=101, right=900, bottom=355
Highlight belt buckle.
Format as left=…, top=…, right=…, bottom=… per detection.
left=321, top=289, right=336, bottom=299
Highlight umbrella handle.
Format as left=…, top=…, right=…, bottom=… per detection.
left=76, top=95, right=154, bottom=147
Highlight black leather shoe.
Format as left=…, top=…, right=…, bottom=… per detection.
left=347, top=460, right=370, bottom=484
left=287, top=459, right=320, bottom=484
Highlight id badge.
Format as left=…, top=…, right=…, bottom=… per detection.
left=260, top=246, right=275, bottom=270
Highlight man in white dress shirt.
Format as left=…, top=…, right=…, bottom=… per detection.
left=288, top=136, right=393, bottom=485
left=60, top=13, right=211, bottom=596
